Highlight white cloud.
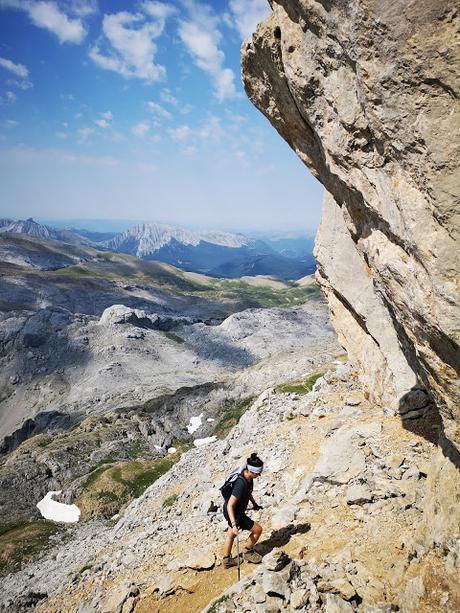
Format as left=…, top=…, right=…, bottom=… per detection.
left=147, top=100, right=172, bottom=120
left=160, top=88, right=178, bottom=106
left=2, top=119, right=18, bottom=128
left=178, top=3, right=237, bottom=101
left=66, top=0, right=97, bottom=18
left=229, top=0, right=271, bottom=39
left=198, top=115, right=223, bottom=141
left=132, top=121, right=150, bottom=137
left=89, top=8, right=172, bottom=82
left=180, top=103, right=193, bottom=115
left=168, top=125, right=191, bottom=142
left=94, top=118, right=110, bottom=129
left=141, top=1, right=176, bottom=20
left=0, top=56, right=29, bottom=78
left=77, top=126, right=93, bottom=143
left=29, top=1, right=86, bottom=42
left=55, top=131, right=68, bottom=139
left=4, top=91, right=17, bottom=104
left=1, top=1, right=91, bottom=42
left=0, top=0, right=88, bottom=43
left=100, top=110, right=113, bottom=120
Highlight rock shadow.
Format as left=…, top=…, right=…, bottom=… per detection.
left=399, top=388, right=460, bottom=472
left=185, top=333, right=257, bottom=369
left=256, top=522, right=311, bottom=556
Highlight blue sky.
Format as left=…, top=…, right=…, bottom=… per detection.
left=0, top=0, right=323, bottom=232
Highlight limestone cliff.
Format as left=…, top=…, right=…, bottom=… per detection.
left=241, top=0, right=459, bottom=454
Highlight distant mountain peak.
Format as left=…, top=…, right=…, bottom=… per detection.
left=104, top=222, right=251, bottom=258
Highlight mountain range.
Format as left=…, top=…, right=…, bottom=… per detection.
left=0, top=218, right=316, bottom=280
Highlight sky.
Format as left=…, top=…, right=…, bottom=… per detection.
left=0, top=0, right=324, bottom=232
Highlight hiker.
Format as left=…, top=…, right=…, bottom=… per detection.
left=222, top=452, right=264, bottom=568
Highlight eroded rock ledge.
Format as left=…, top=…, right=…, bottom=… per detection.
left=242, top=0, right=459, bottom=450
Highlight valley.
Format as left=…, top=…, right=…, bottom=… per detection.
left=0, top=233, right=339, bottom=565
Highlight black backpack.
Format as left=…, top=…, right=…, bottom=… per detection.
left=219, top=469, right=245, bottom=502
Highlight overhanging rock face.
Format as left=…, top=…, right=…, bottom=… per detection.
left=241, top=0, right=459, bottom=452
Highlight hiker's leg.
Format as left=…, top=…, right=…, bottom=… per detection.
left=244, top=522, right=262, bottom=550
left=223, top=527, right=236, bottom=557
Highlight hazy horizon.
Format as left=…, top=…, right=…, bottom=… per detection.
left=3, top=215, right=317, bottom=236
left=0, top=0, right=323, bottom=233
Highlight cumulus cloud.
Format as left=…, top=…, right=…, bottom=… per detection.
left=178, top=1, right=237, bottom=101
left=5, top=91, right=17, bottom=104
left=77, top=126, right=93, bottom=143
left=147, top=101, right=172, bottom=120
left=141, top=1, right=176, bottom=21
left=228, top=0, right=271, bottom=39
left=0, top=56, right=29, bottom=78
left=160, top=88, right=178, bottom=106
left=168, top=125, right=192, bottom=142
left=100, top=110, right=113, bottom=120
left=0, top=1, right=89, bottom=43
left=89, top=5, right=174, bottom=82
left=132, top=121, right=150, bottom=137
left=94, top=118, right=110, bottom=129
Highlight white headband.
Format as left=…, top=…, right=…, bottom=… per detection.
left=247, top=463, right=263, bottom=474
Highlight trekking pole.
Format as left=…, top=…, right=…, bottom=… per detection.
left=236, top=531, right=241, bottom=581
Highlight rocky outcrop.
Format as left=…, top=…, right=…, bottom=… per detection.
left=241, top=0, right=459, bottom=455
left=3, top=363, right=458, bottom=612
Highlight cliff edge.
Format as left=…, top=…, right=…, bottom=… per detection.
left=242, top=0, right=459, bottom=549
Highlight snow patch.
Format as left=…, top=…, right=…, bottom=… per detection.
left=167, top=447, right=177, bottom=454
left=207, top=418, right=215, bottom=423
left=37, top=491, right=80, bottom=523
left=187, top=413, right=203, bottom=434
left=194, top=436, right=217, bottom=447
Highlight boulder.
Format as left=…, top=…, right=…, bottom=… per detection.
left=183, top=549, right=215, bottom=570
left=323, top=593, right=354, bottom=613
left=290, top=588, right=309, bottom=609
left=262, top=549, right=291, bottom=572
left=99, top=305, right=158, bottom=329
left=262, top=571, right=288, bottom=599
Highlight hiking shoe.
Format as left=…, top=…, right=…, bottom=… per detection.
left=223, top=555, right=239, bottom=569
left=244, top=548, right=262, bottom=564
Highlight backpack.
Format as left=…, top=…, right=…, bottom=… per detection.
left=219, top=468, right=245, bottom=502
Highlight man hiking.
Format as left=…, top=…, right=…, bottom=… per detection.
left=222, top=452, right=264, bottom=568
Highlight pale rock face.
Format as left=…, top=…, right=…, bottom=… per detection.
left=241, top=0, right=459, bottom=453
left=315, top=192, right=418, bottom=409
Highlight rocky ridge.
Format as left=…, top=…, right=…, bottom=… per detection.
left=103, top=223, right=250, bottom=256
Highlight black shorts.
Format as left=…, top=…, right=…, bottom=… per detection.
left=223, top=504, right=254, bottom=531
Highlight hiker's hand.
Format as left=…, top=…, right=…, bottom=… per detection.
left=232, top=526, right=240, bottom=536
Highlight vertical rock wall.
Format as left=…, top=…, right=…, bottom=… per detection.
left=241, top=0, right=459, bottom=455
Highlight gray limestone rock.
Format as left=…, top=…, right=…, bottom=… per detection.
left=262, top=549, right=291, bottom=572
left=262, top=571, right=288, bottom=599
left=323, top=593, right=354, bottom=613
left=241, top=0, right=460, bottom=456
left=346, top=484, right=373, bottom=505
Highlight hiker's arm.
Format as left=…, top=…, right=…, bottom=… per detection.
left=227, top=495, right=239, bottom=531
left=249, top=494, right=262, bottom=510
